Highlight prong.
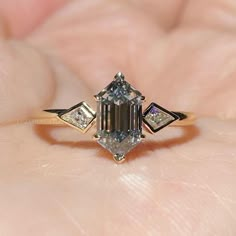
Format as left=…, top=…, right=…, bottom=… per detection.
left=113, top=154, right=126, bottom=163
left=114, top=72, right=125, bottom=82
left=141, top=96, right=146, bottom=102
left=142, top=122, right=155, bottom=134
left=94, top=95, right=101, bottom=101
left=93, top=134, right=100, bottom=140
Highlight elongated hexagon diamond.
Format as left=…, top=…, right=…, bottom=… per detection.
left=95, top=72, right=144, bottom=162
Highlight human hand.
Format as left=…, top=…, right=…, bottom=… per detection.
left=0, top=0, right=236, bottom=235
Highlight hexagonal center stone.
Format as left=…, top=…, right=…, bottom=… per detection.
left=95, top=73, right=143, bottom=162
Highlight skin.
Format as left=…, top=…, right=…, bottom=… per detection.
left=0, top=0, right=236, bottom=235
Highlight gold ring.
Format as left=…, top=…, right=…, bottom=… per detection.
left=31, top=72, right=196, bottom=163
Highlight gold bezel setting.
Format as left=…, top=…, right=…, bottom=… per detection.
left=58, top=101, right=96, bottom=133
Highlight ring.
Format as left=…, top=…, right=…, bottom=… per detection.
left=32, top=72, right=196, bottom=163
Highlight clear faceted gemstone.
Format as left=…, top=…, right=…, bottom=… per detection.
left=95, top=74, right=143, bottom=159
left=60, top=102, right=95, bottom=131
left=73, top=108, right=90, bottom=127
left=145, top=111, right=175, bottom=130
left=143, top=103, right=178, bottom=132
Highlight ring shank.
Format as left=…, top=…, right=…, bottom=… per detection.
left=30, top=111, right=196, bottom=126
left=171, top=111, right=196, bottom=126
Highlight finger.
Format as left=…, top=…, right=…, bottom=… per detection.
left=0, top=40, right=54, bottom=124
left=27, top=0, right=165, bottom=89
left=137, top=30, right=236, bottom=119
left=181, top=0, right=236, bottom=31
left=127, top=0, right=186, bottom=29
left=28, top=2, right=236, bottom=119
left=0, top=0, right=68, bottom=37
left=27, top=0, right=236, bottom=119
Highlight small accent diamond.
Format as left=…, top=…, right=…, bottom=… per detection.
left=59, top=102, right=96, bottom=132
left=143, top=103, right=179, bottom=133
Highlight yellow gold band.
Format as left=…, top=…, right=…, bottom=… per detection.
left=31, top=111, right=196, bottom=127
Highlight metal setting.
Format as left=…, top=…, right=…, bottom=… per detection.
left=32, top=72, right=196, bottom=163
left=143, top=103, right=179, bottom=134
left=51, top=102, right=96, bottom=133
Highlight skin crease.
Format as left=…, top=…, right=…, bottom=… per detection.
left=0, top=0, right=236, bottom=235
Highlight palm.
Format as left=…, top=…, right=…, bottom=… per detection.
left=1, top=1, right=236, bottom=235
